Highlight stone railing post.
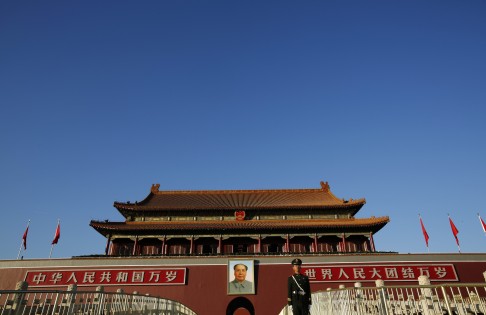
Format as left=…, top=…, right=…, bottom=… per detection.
left=325, top=288, right=333, bottom=314
left=354, top=282, right=362, bottom=297
left=375, top=279, right=389, bottom=315
left=13, top=281, right=28, bottom=315
left=115, top=288, right=127, bottom=314
left=418, top=275, right=435, bottom=315
left=95, top=286, right=104, bottom=315
left=418, top=275, right=432, bottom=298
left=338, top=284, right=350, bottom=313
left=143, top=293, right=150, bottom=315
left=132, top=291, right=139, bottom=313
left=66, top=284, right=77, bottom=314
left=354, top=282, right=363, bottom=315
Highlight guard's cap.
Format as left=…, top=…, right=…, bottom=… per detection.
left=291, top=258, right=302, bottom=265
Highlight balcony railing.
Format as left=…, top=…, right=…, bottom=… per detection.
left=0, top=286, right=196, bottom=315
left=75, top=251, right=398, bottom=259
left=280, top=280, right=486, bottom=315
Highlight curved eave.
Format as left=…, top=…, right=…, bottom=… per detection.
left=90, top=217, right=389, bottom=237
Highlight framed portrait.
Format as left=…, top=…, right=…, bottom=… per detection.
left=227, top=259, right=255, bottom=295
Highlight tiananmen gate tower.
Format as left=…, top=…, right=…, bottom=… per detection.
left=90, top=182, right=389, bottom=257
left=1, top=181, right=486, bottom=315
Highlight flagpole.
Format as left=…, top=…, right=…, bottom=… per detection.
left=49, top=244, right=54, bottom=259
left=17, top=219, right=30, bottom=260
left=17, top=241, right=23, bottom=260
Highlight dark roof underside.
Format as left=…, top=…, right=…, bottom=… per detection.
left=90, top=217, right=389, bottom=236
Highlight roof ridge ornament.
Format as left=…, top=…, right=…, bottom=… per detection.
left=151, top=184, right=160, bottom=193
left=320, top=181, right=330, bottom=192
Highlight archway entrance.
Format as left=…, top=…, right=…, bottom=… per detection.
left=226, top=297, right=255, bottom=315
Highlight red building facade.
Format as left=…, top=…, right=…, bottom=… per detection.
left=2, top=254, right=486, bottom=315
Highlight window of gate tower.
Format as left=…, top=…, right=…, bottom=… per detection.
left=236, top=244, right=247, bottom=253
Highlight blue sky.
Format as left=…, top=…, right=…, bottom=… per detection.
left=1, top=1, right=485, bottom=260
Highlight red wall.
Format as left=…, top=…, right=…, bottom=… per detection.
left=1, top=254, right=486, bottom=315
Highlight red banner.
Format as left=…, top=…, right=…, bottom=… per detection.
left=302, top=264, right=457, bottom=282
left=25, top=268, right=187, bottom=287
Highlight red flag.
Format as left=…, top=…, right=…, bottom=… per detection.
left=478, top=214, right=486, bottom=233
left=52, top=223, right=60, bottom=245
left=420, top=217, right=429, bottom=247
left=22, top=226, right=29, bottom=250
left=449, top=217, right=459, bottom=246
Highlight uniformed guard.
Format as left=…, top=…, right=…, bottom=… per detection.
left=287, top=258, right=311, bottom=315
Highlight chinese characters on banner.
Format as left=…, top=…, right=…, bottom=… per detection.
left=302, top=264, right=458, bottom=282
left=24, top=264, right=458, bottom=287
left=25, top=268, right=187, bottom=287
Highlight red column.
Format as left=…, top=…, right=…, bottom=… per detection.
left=161, top=236, right=166, bottom=256
left=109, top=242, right=115, bottom=255
left=190, top=236, right=194, bottom=255
left=105, top=235, right=111, bottom=256
left=314, top=234, right=318, bottom=253
left=218, top=236, right=222, bottom=254
left=258, top=235, right=261, bottom=253
left=369, top=232, right=376, bottom=252
left=341, top=234, right=346, bottom=253
left=132, top=237, right=138, bottom=256
left=286, top=234, right=290, bottom=253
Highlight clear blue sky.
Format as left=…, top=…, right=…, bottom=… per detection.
left=1, top=1, right=485, bottom=260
